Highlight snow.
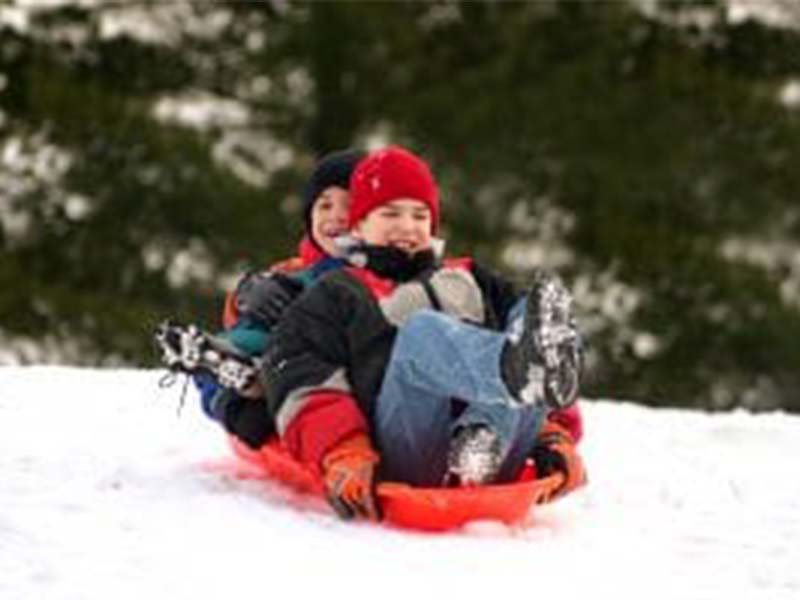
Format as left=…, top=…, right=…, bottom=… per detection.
left=2, top=366, right=798, bottom=600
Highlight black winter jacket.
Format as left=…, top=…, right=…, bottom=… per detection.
left=263, top=255, right=522, bottom=465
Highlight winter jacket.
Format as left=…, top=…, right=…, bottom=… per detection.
left=263, top=254, right=530, bottom=467
left=198, top=236, right=345, bottom=448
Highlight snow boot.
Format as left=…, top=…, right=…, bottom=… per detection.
left=446, top=424, right=502, bottom=486
left=501, top=272, right=583, bottom=410
left=154, top=321, right=259, bottom=393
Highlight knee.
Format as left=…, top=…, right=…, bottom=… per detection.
left=387, top=311, right=445, bottom=375
left=403, top=309, right=450, bottom=338
left=395, top=310, right=455, bottom=354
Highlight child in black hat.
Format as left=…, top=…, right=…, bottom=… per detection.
left=196, top=149, right=364, bottom=448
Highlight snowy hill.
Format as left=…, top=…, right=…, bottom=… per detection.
left=1, top=367, right=798, bottom=600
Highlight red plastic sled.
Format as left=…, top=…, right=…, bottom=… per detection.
left=229, top=437, right=564, bottom=531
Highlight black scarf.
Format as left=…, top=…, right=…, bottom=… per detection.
left=348, top=244, right=438, bottom=282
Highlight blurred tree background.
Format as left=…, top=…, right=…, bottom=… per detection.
left=1, top=0, right=799, bottom=413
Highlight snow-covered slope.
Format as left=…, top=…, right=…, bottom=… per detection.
left=1, top=367, right=798, bottom=600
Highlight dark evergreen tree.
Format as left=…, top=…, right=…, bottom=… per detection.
left=2, top=1, right=799, bottom=412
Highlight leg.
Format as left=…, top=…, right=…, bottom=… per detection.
left=374, top=349, right=452, bottom=486
left=450, top=399, right=543, bottom=484
left=386, top=309, right=513, bottom=405
left=374, top=310, right=546, bottom=486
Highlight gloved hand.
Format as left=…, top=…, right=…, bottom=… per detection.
left=321, top=433, right=381, bottom=521
left=530, top=420, right=586, bottom=499
left=235, top=271, right=304, bottom=328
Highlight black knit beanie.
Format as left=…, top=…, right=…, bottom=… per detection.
left=301, top=149, right=364, bottom=235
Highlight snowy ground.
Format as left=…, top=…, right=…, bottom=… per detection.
left=1, top=366, right=798, bottom=600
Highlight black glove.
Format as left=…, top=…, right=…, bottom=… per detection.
left=529, top=421, right=587, bottom=499
left=529, top=444, right=568, bottom=478
left=234, top=272, right=304, bottom=327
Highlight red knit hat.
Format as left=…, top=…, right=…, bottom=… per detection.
left=348, top=146, right=439, bottom=233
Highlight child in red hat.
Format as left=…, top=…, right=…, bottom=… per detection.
left=262, top=145, right=586, bottom=520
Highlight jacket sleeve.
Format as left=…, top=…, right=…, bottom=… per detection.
left=470, top=261, right=524, bottom=329
left=262, top=276, right=369, bottom=467
left=221, top=258, right=310, bottom=330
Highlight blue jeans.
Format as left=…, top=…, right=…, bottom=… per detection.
left=374, top=305, right=546, bottom=487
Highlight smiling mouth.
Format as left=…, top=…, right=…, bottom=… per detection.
left=320, top=226, right=346, bottom=238
left=389, top=240, right=416, bottom=251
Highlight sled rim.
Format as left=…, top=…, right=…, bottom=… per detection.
left=230, top=436, right=565, bottom=530
left=375, top=474, right=565, bottom=530
left=376, top=474, right=565, bottom=506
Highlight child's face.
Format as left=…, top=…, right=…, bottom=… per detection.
left=352, top=198, right=432, bottom=254
left=311, top=186, right=350, bottom=256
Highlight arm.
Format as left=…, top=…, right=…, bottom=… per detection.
left=263, top=276, right=366, bottom=464
left=263, top=276, right=380, bottom=520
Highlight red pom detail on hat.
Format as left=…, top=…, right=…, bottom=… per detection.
left=348, top=146, right=439, bottom=233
